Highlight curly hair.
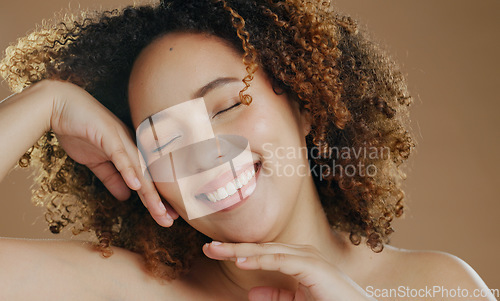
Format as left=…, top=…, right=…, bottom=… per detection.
left=0, top=0, right=414, bottom=281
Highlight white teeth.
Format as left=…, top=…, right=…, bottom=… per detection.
left=202, top=164, right=257, bottom=203
left=234, top=179, right=243, bottom=189
left=217, top=187, right=228, bottom=199
left=246, top=170, right=252, bottom=181
left=240, top=172, right=249, bottom=185
left=207, top=192, right=217, bottom=202
left=226, top=182, right=237, bottom=195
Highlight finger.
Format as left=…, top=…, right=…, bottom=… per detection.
left=244, top=256, right=368, bottom=301
left=235, top=254, right=320, bottom=288
left=296, top=284, right=315, bottom=301
left=249, top=286, right=296, bottom=301
left=133, top=156, right=174, bottom=226
left=117, top=129, right=176, bottom=227
left=162, top=200, right=180, bottom=219
left=87, top=161, right=131, bottom=201
left=137, top=189, right=173, bottom=227
left=203, top=241, right=316, bottom=261
left=104, top=132, right=142, bottom=192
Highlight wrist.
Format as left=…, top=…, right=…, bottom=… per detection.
left=31, top=79, right=66, bottom=133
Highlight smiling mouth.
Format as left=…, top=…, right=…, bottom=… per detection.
left=195, top=162, right=261, bottom=203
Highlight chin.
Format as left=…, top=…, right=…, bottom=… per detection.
left=218, top=224, right=277, bottom=243
left=172, top=155, right=302, bottom=243
left=198, top=200, right=288, bottom=243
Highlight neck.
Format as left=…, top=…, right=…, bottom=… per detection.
left=213, top=176, right=350, bottom=298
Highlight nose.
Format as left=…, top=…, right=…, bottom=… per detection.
left=171, top=135, right=249, bottom=179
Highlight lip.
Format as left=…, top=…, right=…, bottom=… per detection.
left=200, top=162, right=261, bottom=213
left=194, top=160, right=259, bottom=196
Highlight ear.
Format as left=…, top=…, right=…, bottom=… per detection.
left=299, top=108, right=312, bottom=137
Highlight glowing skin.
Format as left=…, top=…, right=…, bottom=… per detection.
left=128, top=32, right=364, bottom=299
left=0, top=29, right=491, bottom=301
left=128, top=32, right=321, bottom=243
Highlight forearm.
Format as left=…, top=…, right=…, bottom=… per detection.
left=0, top=81, right=52, bottom=182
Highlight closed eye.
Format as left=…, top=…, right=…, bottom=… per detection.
left=212, top=102, right=241, bottom=119
left=153, top=135, right=181, bottom=153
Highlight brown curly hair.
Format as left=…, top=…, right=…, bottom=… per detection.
left=0, top=0, right=414, bottom=281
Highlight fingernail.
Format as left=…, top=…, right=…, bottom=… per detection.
left=132, top=177, right=141, bottom=189
left=158, top=201, right=167, bottom=213
left=160, top=214, right=173, bottom=227
left=211, top=241, right=222, bottom=246
left=237, top=257, right=247, bottom=263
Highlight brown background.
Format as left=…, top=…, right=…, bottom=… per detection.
left=0, top=0, right=498, bottom=289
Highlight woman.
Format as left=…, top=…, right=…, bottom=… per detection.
left=0, top=0, right=495, bottom=300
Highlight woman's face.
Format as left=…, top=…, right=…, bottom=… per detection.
left=128, top=32, right=313, bottom=242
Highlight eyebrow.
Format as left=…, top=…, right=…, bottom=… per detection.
left=192, top=76, right=241, bottom=99
left=137, top=76, right=241, bottom=129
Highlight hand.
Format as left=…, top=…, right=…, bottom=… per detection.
left=203, top=241, right=375, bottom=301
left=46, top=80, right=178, bottom=226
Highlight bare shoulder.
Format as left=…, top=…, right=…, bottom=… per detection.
left=0, top=237, right=179, bottom=301
left=384, top=245, right=489, bottom=285
left=369, top=244, right=496, bottom=300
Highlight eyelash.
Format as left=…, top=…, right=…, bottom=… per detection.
left=152, top=99, right=242, bottom=153
left=212, top=101, right=241, bottom=119
left=153, top=135, right=181, bottom=153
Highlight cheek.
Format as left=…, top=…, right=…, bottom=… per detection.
left=239, top=95, right=304, bottom=152
left=248, top=96, right=309, bottom=186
